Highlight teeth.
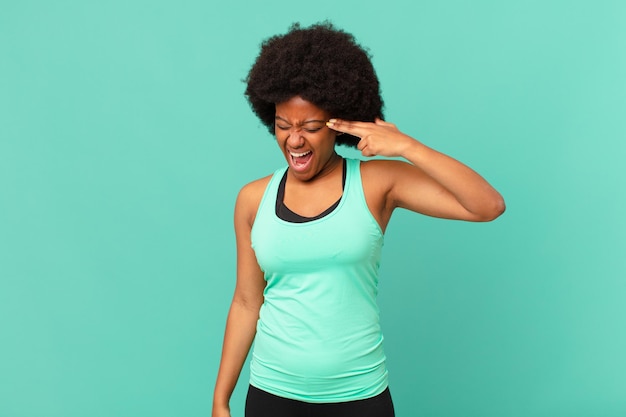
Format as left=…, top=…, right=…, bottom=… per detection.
left=289, top=150, right=311, bottom=157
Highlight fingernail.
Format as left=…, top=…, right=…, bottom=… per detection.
left=327, top=119, right=337, bottom=125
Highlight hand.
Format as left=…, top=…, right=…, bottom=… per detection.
left=326, top=118, right=417, bottom=157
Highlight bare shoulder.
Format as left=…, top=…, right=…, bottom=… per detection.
left=360, top=158, right=418, bottom=171
left=358, top=159, right=416, bottom=231
left=238, top=175, right=272, bottom=202
left=235, top=174, right=273, bottom=227
left=359, top=158, right=433, bottom=229
left=360, top=158, right=419, bottom=188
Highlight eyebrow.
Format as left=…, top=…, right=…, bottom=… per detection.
left=275, top=116, right=327, bottom=125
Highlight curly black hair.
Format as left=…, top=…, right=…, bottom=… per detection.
left=244, top=21, right=384, bottom=147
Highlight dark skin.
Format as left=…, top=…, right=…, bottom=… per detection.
left=273, top=97, right=344, bottom=217
left=212, top=96, right=505, bottom=417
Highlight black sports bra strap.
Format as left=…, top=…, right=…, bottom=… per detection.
left=275, top=159, right=346, bottom=223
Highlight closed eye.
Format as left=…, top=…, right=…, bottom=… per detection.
left=275, top=125, right=322, bottom=133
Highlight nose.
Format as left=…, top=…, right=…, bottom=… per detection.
left=286, top=128, right=305, bottom=148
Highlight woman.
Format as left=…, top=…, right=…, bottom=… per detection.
left=213, top=22, right=505, bottom=417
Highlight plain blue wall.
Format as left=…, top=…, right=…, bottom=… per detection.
left=1, top=1, right=625, bottom=416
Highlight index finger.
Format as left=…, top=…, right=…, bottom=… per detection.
left=326, top=119, right=374, bottom=137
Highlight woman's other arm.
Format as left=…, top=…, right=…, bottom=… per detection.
left=212, top=180, right=267, bottom=417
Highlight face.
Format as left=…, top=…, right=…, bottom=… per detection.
left=275, top=96, right=341, bottom=181
left=275, top=96, right=340, bottom=182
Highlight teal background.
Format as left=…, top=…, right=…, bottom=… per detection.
left=1, top=0, right=625, bottom=416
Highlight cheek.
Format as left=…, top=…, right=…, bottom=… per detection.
left=275, top=130, right=292, bottom=144
left=322, top=131, right=338, bottom=147
left=277, top=130, right=337, bottom=149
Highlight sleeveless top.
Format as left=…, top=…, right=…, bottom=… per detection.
left=249, top=158, right=388, bottom=403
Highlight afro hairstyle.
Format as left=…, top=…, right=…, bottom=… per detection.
left=244, top=21, right=384, bottom=148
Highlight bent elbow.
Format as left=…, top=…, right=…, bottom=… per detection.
left=480, top=196, right=506, bottom=222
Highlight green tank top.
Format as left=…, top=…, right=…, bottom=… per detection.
left=250, top=158, right=388, bottom=403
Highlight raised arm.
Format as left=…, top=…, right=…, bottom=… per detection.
left=327, top=118, right=505, bottom=224
left=212, top=180, right=267, bottom=417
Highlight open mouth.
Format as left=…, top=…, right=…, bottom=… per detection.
left=289, top=150, right=313, bottom=170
